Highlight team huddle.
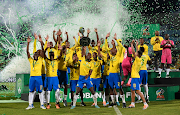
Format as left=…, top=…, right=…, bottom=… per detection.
left=25, top=28, right=174, bottom=110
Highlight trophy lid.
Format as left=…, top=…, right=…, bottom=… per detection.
left=80, top=37, right=90, bottom=46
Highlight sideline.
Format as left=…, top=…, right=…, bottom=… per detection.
left=113, top=106, right=122, bottom=115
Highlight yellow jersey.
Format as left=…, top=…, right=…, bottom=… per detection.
left=138, top=44, right=148, bottom=55
left=88, top=46, right=98, bottom=54
left=33, top=39, right=47, bottom=75
left=61, top=41, right=66, bottom=46
left=80, top=57, right=93, bottom=76
left=119, top=47, right=126, bottom=63
left=65, top=48, right=73, bottom=64
left=68, top=61, right=80, bottom=80
left=131, top=57, right=141, bottom=78
left=151, top=36, right=163, bottom=51
left=116, top=39, right=123, bottom=56
left=45, top=59, right=59, bottom=77
left=140, top=53, right=151, bottom=70
left=101, top=39, right=111, bottom=60
left=47, top=48, right=59, bottom=59
left=41, top=59, right=46, bottom=74
left=109, top=54, right=120, bottom=73
left=65, top=41, right=78, bottom=63
left=28, top=56, right=43, bottom=76
left=58, top=53, right=67, bottom=71
left=76, top=46, right=83, bottom=61
left=90, top=60, right=103, bottom=78
left=103, top=58, right=110, bottom=76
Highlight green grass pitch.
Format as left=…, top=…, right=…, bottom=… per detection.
left=0, top=100, right=180, bottom=115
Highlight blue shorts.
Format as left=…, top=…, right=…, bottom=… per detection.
left=57, top=70, right=68, bottom=85
left=47, top=77, right=60, bottom=91
left=29, top=76, right=43, bottom=93
left=103, top=75, right=109, bottom=88
left=139, top=70, right=148, bottom=85
left=91, top=78, right=101, bottom=91
left=108, top=73, right=121, bottom=89
left=42, top=74, right=47, bottom=88
left=77, top=75, right=93, bottom=89
left=67, top=67, right=70, bottom=73
left=70, top=80, right=78, bottom=92
left=131, top=78, right=140, bottom=91
left=101, top=65, right=105, bottom=74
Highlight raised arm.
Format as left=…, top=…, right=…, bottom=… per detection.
left=105, top=33, right=110, bottom=50
left=44, top=35, right=49, bottom=50
left=87, top=28, right=91, bottom=38
left=33, top=33, right=38, bottom=54
left=56, top=29, right=62, bottom=44
left=57, top=44, right=63, bottom=60
left=71, top=36, right=78, bottom=50
left=27, top=36, right=31, bottom=58
left=131, top=40, right=136, bottom=58
left=136, top=40, right=139, bottom=53
left=97, top=40, right=102, bottom=58
left=94, top=28, right=99, bottom=44
left=33, top=38, right=36, bottom=54
left=65, top=31, right=69, bottom=42
left=111, top=40, right=116, bottom=49
left=77, top=32, right=81, bottom=46
left=53, top=30, right=57, bottom=43
left=114, top=33, right=123, bottom=54
left=44, top=42, right=50, bottom=59
left=38, top=35, right=44, bottom=58
left=38, top=34, right=44, bottom=45
left=82, top=46, right=86, bottom=57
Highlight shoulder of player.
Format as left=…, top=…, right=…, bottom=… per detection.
left=151, top=36, right=155, bottom=39
left=143, top=44, right=148, bottom=47
left=28, top=57, right=33, bottom=61
left=135, top=56, right=141, bottom=60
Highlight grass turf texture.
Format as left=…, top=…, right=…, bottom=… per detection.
left=0, top=83, right=15, bottom=97
left=0, top=100, right=180, bottom=115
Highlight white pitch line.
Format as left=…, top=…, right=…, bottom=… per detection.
left=113, top=106, right=122, bottom=115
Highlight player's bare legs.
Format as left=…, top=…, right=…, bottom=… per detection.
left=129, top=89, right=148, bottom=109
left=109, top=88, right=115, bottom=106
left=63, top=84, right=68, bottom=106
left=71, top=91, right=74, bottom=103
left=136, top=90, right=146, bottom=103
left=71, top=89, right=85, bottom=106
left=72, top=86, right=99, bottom=109
left=105, top=88, right=109, bottom=106
left=113, top=89, right=120, bottom=106
left=80, top=90, right=86, bottom=106
left=119, top=88, right=126, bottom=108
left=89, top=87, right=99, bottom=108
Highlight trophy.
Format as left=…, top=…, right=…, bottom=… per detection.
left=79, top=27, right=90, bottom=46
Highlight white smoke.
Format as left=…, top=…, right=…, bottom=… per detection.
left=0, top=0, right=130, bottom=81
